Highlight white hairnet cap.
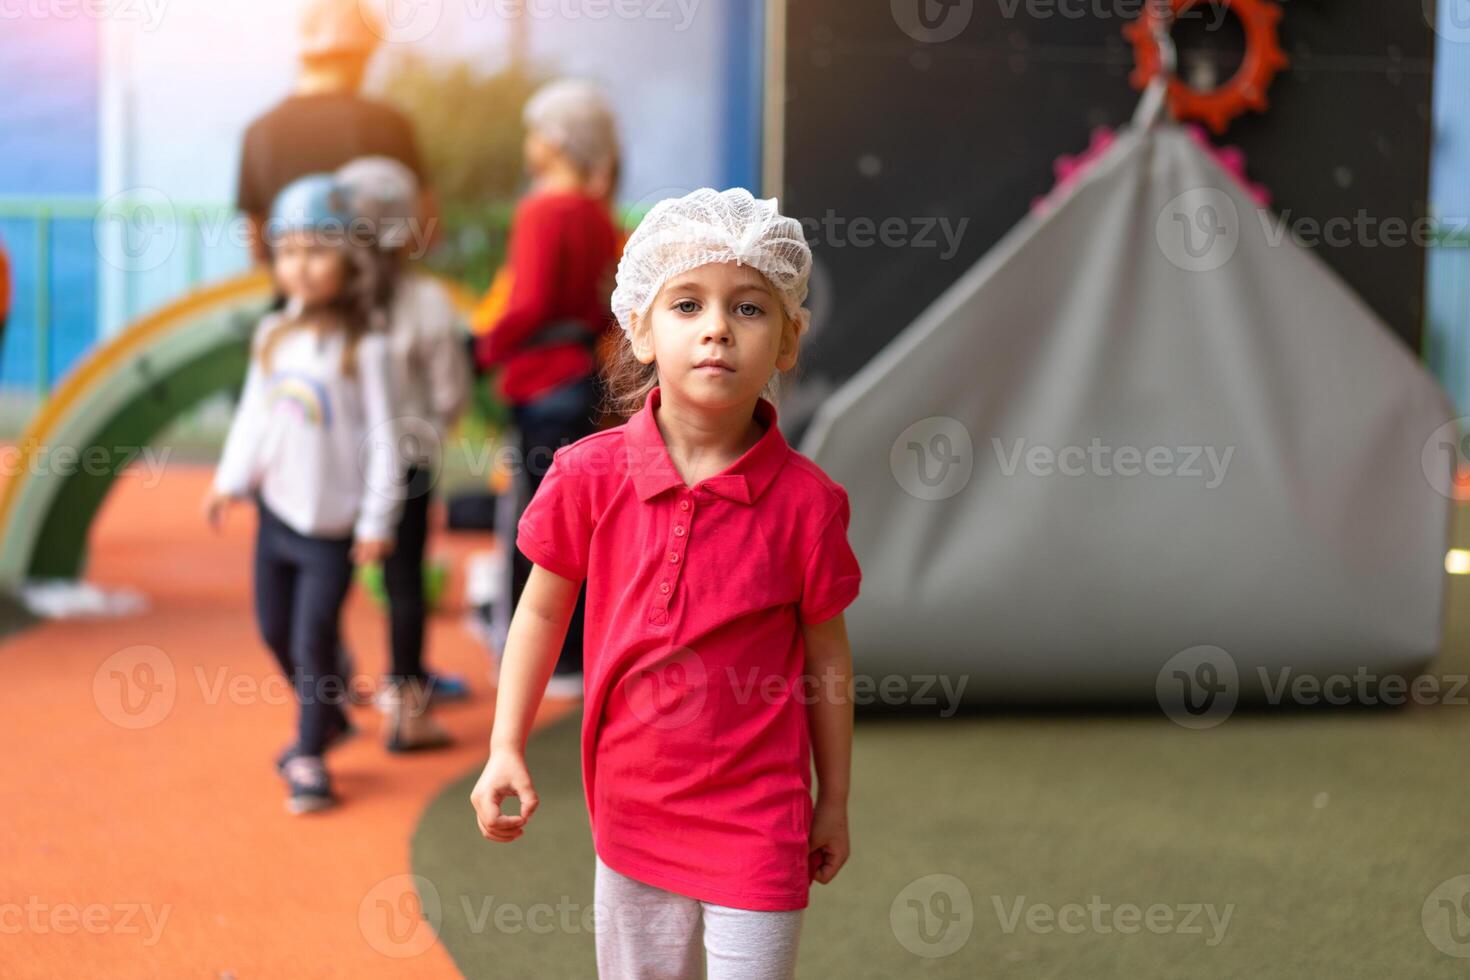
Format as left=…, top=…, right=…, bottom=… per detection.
left=523, top=78, right=620, bottom=176
left=611, top=187, right=812, bottom=337
left=336, top=156, right=419, bottom=250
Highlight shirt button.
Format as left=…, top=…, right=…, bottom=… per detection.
left=673, top=526, right=685, bottom=537
left=659, top=581, right=671, bottom=594
left=668, top=552, right=679, bottom=563
left=679, top=500, right=690, bottom=511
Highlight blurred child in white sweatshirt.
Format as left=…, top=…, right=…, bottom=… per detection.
left=204, top=173, right=404, bottom=814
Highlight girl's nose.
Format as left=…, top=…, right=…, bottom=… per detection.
left=701, top=311, right=733, bottom=344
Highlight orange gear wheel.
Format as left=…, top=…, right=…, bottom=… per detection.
left=1125, top=0, right=1290, bottom=134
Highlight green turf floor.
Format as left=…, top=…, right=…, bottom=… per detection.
left=413, top=530, right=1470, bottom=978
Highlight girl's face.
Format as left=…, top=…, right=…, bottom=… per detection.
left=273, top=230, right=347, bottom=309
left=631, top=261, right=800, bottom=413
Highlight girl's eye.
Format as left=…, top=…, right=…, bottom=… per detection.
left=736, top=302, right=764, bottom=317
left=673, top=299, right=700, bottom=315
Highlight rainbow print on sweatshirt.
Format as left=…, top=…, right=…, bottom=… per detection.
left=266, top=372, right=333, bottom=430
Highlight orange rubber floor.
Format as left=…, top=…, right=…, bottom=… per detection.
left=0, top=463, right=573, bottom=978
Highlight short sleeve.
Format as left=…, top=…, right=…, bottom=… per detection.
left=516, top=446, right=593, bottom=582
left=798, top=487, right=862, bottom=625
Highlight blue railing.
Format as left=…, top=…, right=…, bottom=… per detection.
left=0, top=196, right=250, bottom=399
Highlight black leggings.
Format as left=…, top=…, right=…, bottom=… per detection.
left=383, top=465, right=432, bottom=683
left=509, top=375, right=601, bottom=677
left=253, top=502, right=353, bottom=756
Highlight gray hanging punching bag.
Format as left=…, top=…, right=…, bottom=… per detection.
left=800, top=122, right=1456, bottom=705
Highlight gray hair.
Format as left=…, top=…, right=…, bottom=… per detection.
left=523, top=78, right=620, bottom=177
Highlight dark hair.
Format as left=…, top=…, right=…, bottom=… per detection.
left=368, top=246, right=408, bottom=310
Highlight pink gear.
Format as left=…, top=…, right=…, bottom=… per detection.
left=1031, top=124, right=1271, bottom=216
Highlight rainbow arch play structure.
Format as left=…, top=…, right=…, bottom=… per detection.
left=0, top=271, right=473, bottom=586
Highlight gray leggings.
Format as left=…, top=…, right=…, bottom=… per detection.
left=593, top=855, right=804, bottom=980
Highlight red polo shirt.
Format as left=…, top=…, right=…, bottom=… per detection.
left=516, top=385, right=862, bottom=911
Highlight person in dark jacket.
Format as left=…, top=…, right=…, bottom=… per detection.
left=236, top=0, right=439, bottom=266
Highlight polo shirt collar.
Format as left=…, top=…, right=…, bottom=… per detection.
left=626, top=385, right=787, bottom=505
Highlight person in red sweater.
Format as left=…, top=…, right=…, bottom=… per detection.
left=475, top=189, right=619, bottom=404
left=476, top=78, right=621, bottom=695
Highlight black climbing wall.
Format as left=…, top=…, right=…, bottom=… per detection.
left=781, top=0, right=1437, bottom=403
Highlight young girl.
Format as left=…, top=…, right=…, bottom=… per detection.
left=336, top=155, right=470, bottom=752
left=204, top=173, right=404, bottom=814
left=469, top=188, right=862, bottom=978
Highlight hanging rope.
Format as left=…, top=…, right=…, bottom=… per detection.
left=1130, top=0, right=1177, bottom=129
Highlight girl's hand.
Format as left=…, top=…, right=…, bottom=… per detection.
left=202, top=489, right=233, bottom=531
left=808, top=799, right=850, bottom=885
left=353, top=537, right=394, bottom=565
left=470, top=750, right=539, bottom=842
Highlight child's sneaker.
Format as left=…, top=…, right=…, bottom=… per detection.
left=282, top=755, right=336, bottom=815
left=427, top=671, right=470, bottom=703
left=382, top=678, right=452, bottom=753
left=274, top=709, right=356, bottom=774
